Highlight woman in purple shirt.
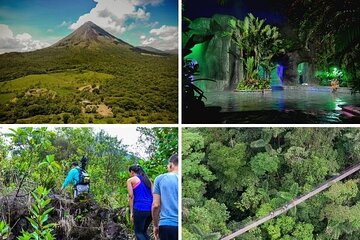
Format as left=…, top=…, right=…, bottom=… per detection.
left=127, top=165, right=153, bottom=240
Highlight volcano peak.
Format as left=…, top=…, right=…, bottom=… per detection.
left=52, top=21, right=131, bottom=48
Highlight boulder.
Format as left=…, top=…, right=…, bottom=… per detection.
left=186, top=14, right=240, bottom=91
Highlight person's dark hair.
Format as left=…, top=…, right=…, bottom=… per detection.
left=129, top=165, right=152, bottom=189
left=169, top=154, right=178, bottom=166
left=72, top=162, right=79, bottom=167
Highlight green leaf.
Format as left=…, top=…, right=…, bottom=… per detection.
left=32, top=204, right=40, bottom=214
left=43, top=223, right=57, bottom=229
left=40, top=214, right=49, bottom=224
left=43, top=207, right=54, bottom=216
left=26, top=217, right=39, bottom=230
left=42, top=199, right=51, bottom=207
left=38, top=162, right=47, bottom=168
left=46, top=154, right=54, bottom=162
left=250, top=139, right=266, bottom=148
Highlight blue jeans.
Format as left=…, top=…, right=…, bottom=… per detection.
left=133, top=209, right=152, bottom=240
left=159, top=226, right=178, bottom=240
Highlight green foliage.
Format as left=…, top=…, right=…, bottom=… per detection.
left=20, top=186, right=56, bottom=240
left=324, top=180, right=358, bottom=205
left=292, top=223, right=314, bottom=240
left=256, top=203, right=273, bottom=218
left=250, top=152, right=279, bottom=176
left=0, top=125, right=178, bottom=212
left=0, top=221, right=10, bottom=239
left=208, top=142, right=247, bottom=193
left=288, top=0, right=360, bottom=89
left=1, top=126, right=177, bottom=239
left=231, top=13, right=284, bottom=89
left=182, top=130, right=215, bottom=203
left=137, top=127, right=178, bottom=165
left=315, top=67, right=348, bottom=86
left=187, top=199, right=230, bottom=237
left=182, top=128, right=360, bottom=239
left=0, top=45, right=178, bottom=123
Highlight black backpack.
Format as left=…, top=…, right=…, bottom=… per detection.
left=77, top=168, right=90, bottom=185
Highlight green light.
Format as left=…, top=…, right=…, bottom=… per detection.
left=297, top=62, right=305, bottom=74
left=185, top=43, right=204, bottom=61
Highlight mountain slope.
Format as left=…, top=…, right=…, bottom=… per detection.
left=0, top=21, right=170, bottom=82
left=135, top=46, right=168, bottom=55
left=0, top=21, right=178, bottom=124
left=164, top=48, right=178, bottom=55
left=52, top=21, right=132, bottom=48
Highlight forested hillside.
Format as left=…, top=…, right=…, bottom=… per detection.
left=0, top=127, right=178, bottom=239
left=0, top=22, right=178, bottom=124
left=183, top=128, right=360, bottom=240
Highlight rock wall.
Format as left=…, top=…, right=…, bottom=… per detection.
left=186, top=14, right=240, bottom=91
left=284, top=50, right=317, bottom=85
left=186, top=15, right=320, bottom=90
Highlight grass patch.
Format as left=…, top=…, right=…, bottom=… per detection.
left=0, top=70, right=113, bottom=101
left=0, top=46, right=178, bottom=123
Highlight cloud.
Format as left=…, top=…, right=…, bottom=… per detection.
left=70, top=0, right=158, bottom=34
left=0, top=24, right=50, bottom=54
left=140, top=25, right=178, bottom=50
left=59, top=21, right=71, bottom=28
left=130, top=0, right=163, bottom=6
left=141, top=37, right=155, bottom=45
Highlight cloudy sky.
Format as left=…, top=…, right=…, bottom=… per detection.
left=0, top=0, right=178, bottom=54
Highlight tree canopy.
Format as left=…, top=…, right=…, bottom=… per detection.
left=0, top=127, right=178, bottom=239
left=183, top=128, right=360, bottom=240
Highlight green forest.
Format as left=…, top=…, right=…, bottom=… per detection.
left=0, top=127, right=178, bottom=239
left=0, top=46, right=178, bottom=124
left=183, top=128, right=360, bottom=240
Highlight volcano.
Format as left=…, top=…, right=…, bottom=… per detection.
left=52, top=21, right=132, bottom=48
left=0, top=21, right=178, bottom=124
left=0, top=21, right=169, bottom=82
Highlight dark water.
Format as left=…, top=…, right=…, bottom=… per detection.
left=198, top=89, right=360, bottom=123
left=205, top=90, right=360, bottom=112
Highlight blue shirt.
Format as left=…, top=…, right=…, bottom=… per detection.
left=153, top=172, right=178, bottom=226
left=133, top=175, right=153, bottom=211
left=62, top=167, right=80, bottom=189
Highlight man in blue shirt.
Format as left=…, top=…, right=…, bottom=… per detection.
left=152, top=154, right=178, bottom=240
left=61, top=162, right=88, bottom=198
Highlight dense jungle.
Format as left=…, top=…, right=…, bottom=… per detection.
left=0, top=127, right=178, bottom=239
left=183, top=128, right=360, bottom=239
left=182, top=0, right=360, bottom=123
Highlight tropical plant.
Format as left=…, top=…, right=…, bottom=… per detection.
left=231, top=13, right=284, bottom=89
left=244, top=57, right=257, bottom=83
left=183, top=128, right=360, bottom=239
left=0, top=127, right=177, bottom=239
left=182, top=59, right=215, bottom=112
left=288, top=0, right=360, bottom=90
left=0, top=221, right=10, bottom=239
left=19, top=186, right=56, bottom=240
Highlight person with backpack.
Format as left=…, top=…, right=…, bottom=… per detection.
left=127, top=165, right=153, bottom=240
left=61, top=161, right=89, bottom=198
left=152, top=154, right=178, bottom=240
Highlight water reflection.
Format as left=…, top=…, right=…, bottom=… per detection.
left=204, top=90, right=360, bottom=112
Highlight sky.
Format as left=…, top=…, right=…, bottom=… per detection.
left=183, top=0, right=286, bottom=26
left=0, top=126, right=152, bottom=159
left=0, top=0, right=178, bottom=53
